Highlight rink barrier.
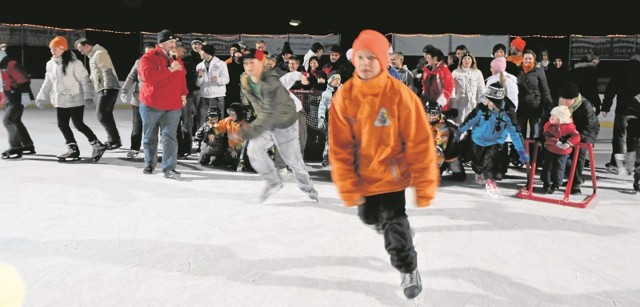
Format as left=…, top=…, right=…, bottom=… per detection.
left=516, top=139, right=597, bottom=208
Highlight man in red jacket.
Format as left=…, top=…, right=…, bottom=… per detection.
left=138, top=30, right=188, bottom=179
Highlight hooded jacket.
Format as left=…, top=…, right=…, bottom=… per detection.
left=328, top=70, right=439, bottom=207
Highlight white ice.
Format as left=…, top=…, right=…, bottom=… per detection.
left=1, top=108, right=639, bottom=307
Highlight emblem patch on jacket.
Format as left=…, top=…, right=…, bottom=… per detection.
left=374, top=108, right=390, bottom=126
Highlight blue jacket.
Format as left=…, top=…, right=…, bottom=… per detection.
left=458, top=103, right=525, bottom=152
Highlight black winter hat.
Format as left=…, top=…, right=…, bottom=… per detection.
left=201, top=44, right=215, bottom=56
left=227, top=102, right=245, bottom=121
left=230, top=43, right=241, bottom=50
left=492, top=43, right=507, bottom=56
left=281, top=42, right=293, bottom=55
left=157, top=29, right=176, bottom=44
left=559, top=82, right=580, bottom=99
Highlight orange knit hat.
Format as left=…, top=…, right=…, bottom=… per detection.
left=351, top=29, right=390, bottom=69
left=510, top=36, right=526, bottom=52
left=49, top=36, right=68, bottom=51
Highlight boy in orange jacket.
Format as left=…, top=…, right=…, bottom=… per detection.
left=328, top=29, right=439, bottom=300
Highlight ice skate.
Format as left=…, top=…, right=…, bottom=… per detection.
left=485, top=179, right=499, bottom=197
left=401, top=269, right=422, bottom=300
left=90, top=140, right=106, bottom=162
left=1, top=148, right=22, bottom=159
left=633, top=172, right=640, bottom=195
left=258, top=183, right=283, bottom=203
left=306, top=188, right=319, bottom=202
left=57, top=143, right=81, bottom=161
left=103, top=141, right=122, bottom=150
left=126, top=149, right=139, bottom=159
left=20, top=145, right=36, bottom=155
left=605, top=162, right=619, bottom=174
left=236, top=160, right=245, bottom=172
left=474, top=173, right=485, bottom=185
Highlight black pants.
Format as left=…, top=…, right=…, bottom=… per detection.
left=609, top=113, right=627, bottom=165
left=541, top=150, right=569, bottom=186
left=565, top=146, right=588, bottom=190
left=57, top=106, right=97, bottom=144
left=357, top=190, right=417, bottom=274
left=627, top=118, right=640, bottom=176
left=471, top=143, right=502, bottom=181
left=96, top=89, right=120, bottom=143
left=2, top=90, right=34, bottom=149
left=130, top=106, right=142, bottom=151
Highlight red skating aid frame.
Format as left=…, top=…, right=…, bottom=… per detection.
left=516, top=140, right=597, bottom=208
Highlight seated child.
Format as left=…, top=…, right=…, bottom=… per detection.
left=214, top=102, right=249, bottom=171
left=426, top=101, right=466, bottom=181
left=541, top=105, right=580, bottom=194
left=194, top=107, right=227, bottom=166
left=456, top=82, right=529, bottom=194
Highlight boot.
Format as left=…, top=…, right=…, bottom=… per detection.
left=633, top=171, right=640, bottom=194
left=57, top=143, right=80, bottom=161
left=90, top=140, right=106, bottom=162
left=401, top=269, right=422, bottom=299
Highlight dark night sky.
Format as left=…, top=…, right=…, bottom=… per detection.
left=2, top=0, right=637, bottom=44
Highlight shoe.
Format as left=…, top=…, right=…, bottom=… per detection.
left=104, top=141, right=122, bottom=150
left=549, top=184, right=558, bottom=194
left=543, top=183, right=551, bottom=194
left=259, top=183, right=283, bottom=203
left=570, top=188, right=582, bottom=195
left=21, top=145, right=36, bottom=155
left=306, top=188, right=319, bottom=201
left=126, top=149, right=139, bottom=159
left=475, top=173, right=485, bottom=185
left=163, top=169, right=181, bottom=179
left=401, top=269, right=422, bottom=299
left=143, top=165, right=154, bottom=174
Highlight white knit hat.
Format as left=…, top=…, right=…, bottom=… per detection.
left=550, top=105, right=572, bottom=124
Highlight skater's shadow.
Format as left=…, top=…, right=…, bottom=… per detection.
left=0, top=236, right=408, bottom=306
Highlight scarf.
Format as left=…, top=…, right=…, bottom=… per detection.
left=565, top=94, right=583, bottom=113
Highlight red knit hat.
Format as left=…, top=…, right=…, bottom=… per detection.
left=510, top=36, right=526, bottom=52
left=351, top=29, right=390, bottom=69
left=49, top=36, right=68, bottom=51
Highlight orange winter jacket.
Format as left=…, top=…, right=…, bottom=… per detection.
left=328, top=71, right=439, bottom=207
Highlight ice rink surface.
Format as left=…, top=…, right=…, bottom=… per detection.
left=1, top=108, right=639, bottom=307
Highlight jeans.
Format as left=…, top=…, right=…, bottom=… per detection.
left=358, top=190, right=417, bottom=274
left=139, top=104, right=182, bottom=172
left=96, top=88, right=121, bottom=143
left=246, top=120, right=314, bottom=192
left=56, top=106, right=98, bottom=144
left=541, top=150, right=569, bottom=186
left=130, top=106, right=143, bottom=151
left=2, top=91, right=33, bottom=149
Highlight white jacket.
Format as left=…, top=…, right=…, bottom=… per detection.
left=279, top=71, right=304, bottom=112
left=36, top=57, right=94, bottom=108
left=451, top=67, right=485, bottom=124
left=196, top=56, right=229, bottom=98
